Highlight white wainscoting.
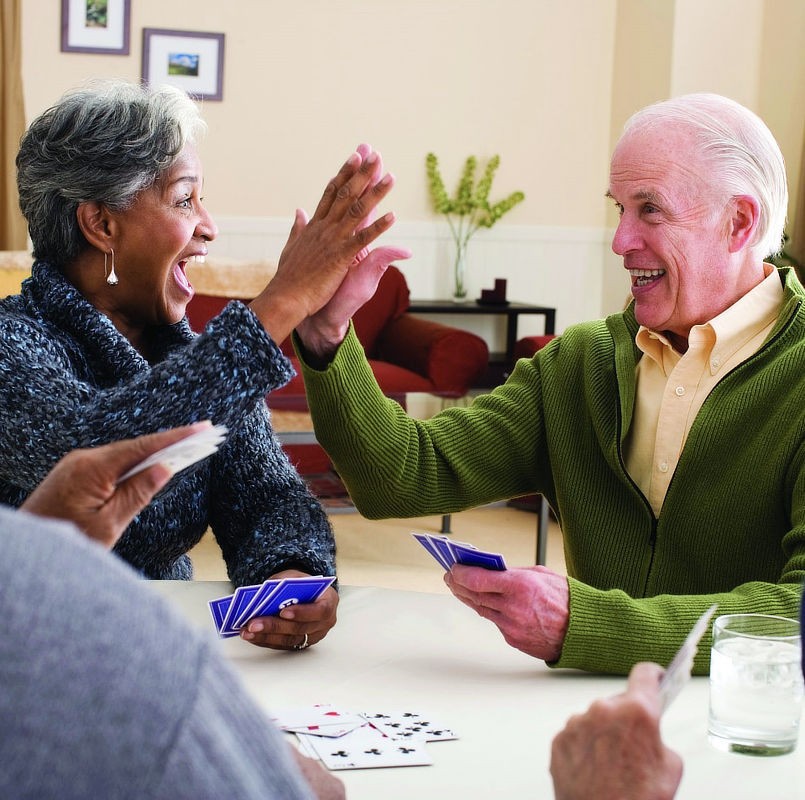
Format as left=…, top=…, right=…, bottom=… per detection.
left=211, top=216, right=625, bottom=351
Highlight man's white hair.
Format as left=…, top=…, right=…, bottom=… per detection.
left=621, top=93, right=788, bottom=258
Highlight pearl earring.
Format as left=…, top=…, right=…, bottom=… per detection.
left=105, top=249, right=119, bottom=286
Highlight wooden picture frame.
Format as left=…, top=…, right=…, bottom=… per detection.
left=142, top=28, right=226, bottom=102
left=61, top=0, right=130, bottom=55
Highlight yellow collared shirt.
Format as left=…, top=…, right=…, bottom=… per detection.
left=624, top=265, right=782, bottom=516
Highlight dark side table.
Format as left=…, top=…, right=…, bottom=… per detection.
left=408, top=300, right=557, bottom=383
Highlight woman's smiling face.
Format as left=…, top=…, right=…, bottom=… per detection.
left=105, top=144, right=218, bottom=332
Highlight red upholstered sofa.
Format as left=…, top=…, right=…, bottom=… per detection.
left=185, top=265, right=490, bottom=410
left=513, top=334, right=557, bottom=362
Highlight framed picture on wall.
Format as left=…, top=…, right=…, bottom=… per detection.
left=142, top=29, right=226, bottom=102
left=61, top=0, right=131, bottom=55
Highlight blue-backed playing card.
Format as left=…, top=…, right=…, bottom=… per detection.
left=208, top=595, right=239, bottom=638
left=254, top=576, right=336, bottom=617
left=449, top=540, right=507, bottom=571
left=236, top=578, right=283, bottom=625
left=412, top=532, right=507, bottom=572
left=412, top=532, right=452, bottom=571
left=429, top=536, right=456, bottom=569
left=220, top=584, right=263, bottom=635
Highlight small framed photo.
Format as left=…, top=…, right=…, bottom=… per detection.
left=61, top=0, right=130, bottom=55
left=142, top=28, right=226, bottom=102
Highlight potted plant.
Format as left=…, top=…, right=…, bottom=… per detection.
left=426, top=153, right=524, bottom=301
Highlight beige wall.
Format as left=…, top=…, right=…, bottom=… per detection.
left=21, top=0, right=617, bottom=229
left=18, top=0, right=805, bottom=322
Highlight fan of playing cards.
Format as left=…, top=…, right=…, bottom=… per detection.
left=412, top=531, right=507, bottom=571
left=117, top=423, right=229, bottom=484
left=272, top=704, right=458, bottom=770
left=209, top=576, right=336, bottom=638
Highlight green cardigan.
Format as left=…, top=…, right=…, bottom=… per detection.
left=300, top=267, right=805, bottom=674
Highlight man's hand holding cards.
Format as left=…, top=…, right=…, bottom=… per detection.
left=412, top=532, right=507, bottom=571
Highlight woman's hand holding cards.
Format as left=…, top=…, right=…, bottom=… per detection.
left=240, top=568, right=339, bottom=650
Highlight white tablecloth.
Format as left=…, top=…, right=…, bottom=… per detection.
left=152, top=581, right=805, bottom=799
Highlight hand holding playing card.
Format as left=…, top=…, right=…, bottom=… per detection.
left=239, top=569, right=339, bottom=651
left=658, top=604, right=718, bottom=712
left=21, top=423, right=213, bottom=548
left=445, top=564, right=569, bottom=662
left=550, top=662, right=683, bottom=800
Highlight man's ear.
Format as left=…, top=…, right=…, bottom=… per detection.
left=76, top=201, right=115, bottom=252
left=727, top=194, right=760, bottom=254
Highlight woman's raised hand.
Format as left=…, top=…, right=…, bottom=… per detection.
left=296, top=144, right=412, bottom=358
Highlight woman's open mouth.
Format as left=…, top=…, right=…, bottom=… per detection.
left=174, top=260, right=194, bottom=297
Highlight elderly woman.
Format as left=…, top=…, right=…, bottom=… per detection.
left=4, top=80, right=402, bottom=652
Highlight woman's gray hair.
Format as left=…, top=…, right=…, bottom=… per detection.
left=17, top=80, right=206, bottom=268
left=620, top=93, right=788, bottom=258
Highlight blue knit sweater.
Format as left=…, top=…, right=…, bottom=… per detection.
left=0, top=261, right=335, bottom=582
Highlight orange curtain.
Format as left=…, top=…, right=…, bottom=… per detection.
left=0, top=0, right=26, bottom=250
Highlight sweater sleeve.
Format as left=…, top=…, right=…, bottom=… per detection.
left=152, top=645, right=315, bottom=800
left=207, top=399, right=336, bottom=585
left=0, top=301, right=293, bottom=491
left=556, top=578, right=803, bottom=675
left=299, top=326, right=551, bottom=518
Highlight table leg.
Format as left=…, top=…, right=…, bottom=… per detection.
left=536, top=496, right=549, bottom=566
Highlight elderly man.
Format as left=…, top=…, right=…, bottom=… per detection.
left=290, top=93, right=805, bottom=675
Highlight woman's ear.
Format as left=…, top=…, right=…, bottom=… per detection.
left=727, top=194, right=761, bottom=254
left=76, top=201, right=114, bottom=251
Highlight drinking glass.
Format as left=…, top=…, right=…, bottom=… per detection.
left=708, top=613, right=803, bottom=756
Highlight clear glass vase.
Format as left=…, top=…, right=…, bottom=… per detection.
left=452, top=239, right=469, bottom=302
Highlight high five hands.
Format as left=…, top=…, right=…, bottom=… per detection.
left=249, top=144, right=411, bottom=351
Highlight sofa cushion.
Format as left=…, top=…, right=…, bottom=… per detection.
left=265, top=356, right=434, bottom=411
left=350, top=266, right=409, bottom=357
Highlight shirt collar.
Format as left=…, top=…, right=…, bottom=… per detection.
left=635, top=263, right=782, bottom=376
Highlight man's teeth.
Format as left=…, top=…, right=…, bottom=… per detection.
left=189, top=254, right=205, bottom=263
left=629, top=268, right=665, bottom=287
left=628, top=269, right=665, bottom=277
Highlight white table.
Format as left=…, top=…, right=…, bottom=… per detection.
left=152, top=581, right=805, bottom=799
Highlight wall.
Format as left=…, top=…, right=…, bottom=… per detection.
left=20, top=0, right=618, bottom=343
left=17, top=1, right=805, bottom=344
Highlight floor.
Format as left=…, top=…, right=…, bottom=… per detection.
left=189, top=504, right=566, bottom=592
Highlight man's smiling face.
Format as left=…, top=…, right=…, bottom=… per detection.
left=608, top=126, right=737, bottom=351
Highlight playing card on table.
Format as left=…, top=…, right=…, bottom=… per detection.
left=271, top=705, right=365, bottom=738
left=361, top=711, right=459, bottom=742
left=297, top=724, right=432, bottom=770
left=658, top=603, right=718, bottom=713
left=117, top=424, right=228, bottom=484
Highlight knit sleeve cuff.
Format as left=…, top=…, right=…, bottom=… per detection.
left=202, top=300, right=294, bottom=393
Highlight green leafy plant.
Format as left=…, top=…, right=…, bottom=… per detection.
left=426, top=153, right=524, bottom=298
